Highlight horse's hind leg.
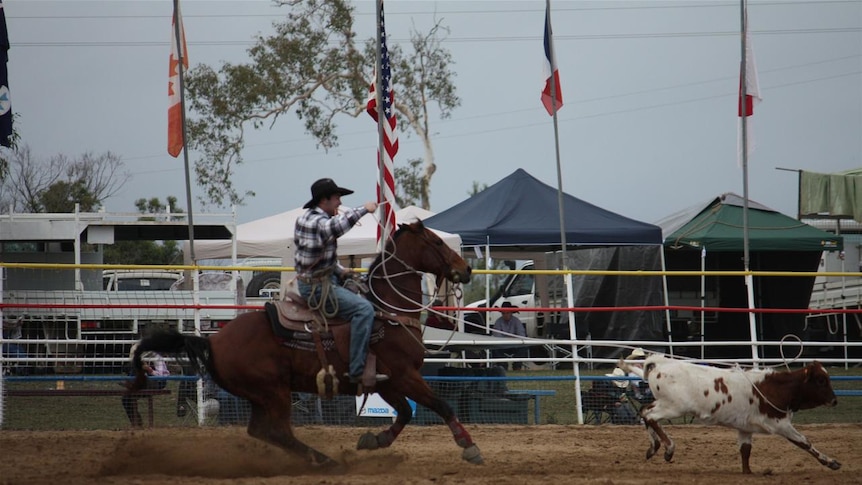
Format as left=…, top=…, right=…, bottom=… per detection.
left=246, top=401, right=339, bottom=469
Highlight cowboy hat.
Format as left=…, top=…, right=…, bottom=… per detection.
left=627, top=348, right=646, bottom=360
left=499, top=301, right=519, bottom=313
left=606, top=367, right=628, bottom=388
left=303, top=178, right=354, bottom=209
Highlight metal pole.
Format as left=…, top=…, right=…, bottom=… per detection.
left=660, top=249, right=674, bottom=357
left=701, top=246, right=706, bottom=360
left=740, top=0, right=758, bottom=364
left=545, top=0, right=581, bottom=425
left=173, top=0, right=196, bottom=262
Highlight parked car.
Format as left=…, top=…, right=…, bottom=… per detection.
left=102, top=269, right=183, bottom=291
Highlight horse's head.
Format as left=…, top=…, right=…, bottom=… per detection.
left=373, top=220, right=472, bottom=286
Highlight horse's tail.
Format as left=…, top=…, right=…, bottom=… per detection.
left=128, top=331, right=212, bottom=391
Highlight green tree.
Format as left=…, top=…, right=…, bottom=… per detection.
left=38, top=180, right=99, bottom=212
left=0, top=113, right=22, bottom=183
left=185, top=0, right=459, bottom=209
left=0, top=145, right=129, bottom=213
left=394, top=158, right=423, bottom=208
left=469, top=181, right=488, bottom=197
left=102, top=196, right=184, bottom=265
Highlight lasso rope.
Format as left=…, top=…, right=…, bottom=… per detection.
left=304, top=268, right=339, bottom=319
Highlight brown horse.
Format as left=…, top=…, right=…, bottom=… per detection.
left=128, top=220, right=481, bottom=467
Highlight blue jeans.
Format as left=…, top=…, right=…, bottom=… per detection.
left=297, top=276, right=375, bottom=379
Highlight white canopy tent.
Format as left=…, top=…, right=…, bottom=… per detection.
left=191, top=205, right=461, bottom=261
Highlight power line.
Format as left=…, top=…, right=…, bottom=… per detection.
left=9, top=0, right=862, bottom=20
left=12, top=25, right=862, bottom=48
left=121, top=65, right=860, bottom=174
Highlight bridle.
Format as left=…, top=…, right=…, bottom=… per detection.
left=367, top=225, right=462, bottom=315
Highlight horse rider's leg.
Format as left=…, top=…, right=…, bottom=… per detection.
left=357, top=387, right=412, bottom=450
left=329, top=284, right=376, bottom=381
left=401, top=370, right=483, bottom=465
left=245, top=399, right=340, bottom=469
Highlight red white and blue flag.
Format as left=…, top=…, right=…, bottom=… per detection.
left=541, top=4, right=563, bottom=116
left=168, top=0, right=188, bottom=158
left=737, top=2, right=761, bottom=165
left=367, top=1, right=398, bottom=243
left=738, top=9, right=760, bottom=117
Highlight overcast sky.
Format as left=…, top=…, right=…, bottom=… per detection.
left=5, top=0, right=861, bottom=227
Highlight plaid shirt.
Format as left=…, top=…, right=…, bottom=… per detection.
left=294, top=206, right=368, bottom=277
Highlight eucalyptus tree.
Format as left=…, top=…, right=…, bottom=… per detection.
left=185, top=0, right=459, bottom=210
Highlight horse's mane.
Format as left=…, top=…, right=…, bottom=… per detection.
left=366, top=220, right=421, bottom=273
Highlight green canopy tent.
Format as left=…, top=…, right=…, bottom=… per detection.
left=658, top=193, right=842, bottom=359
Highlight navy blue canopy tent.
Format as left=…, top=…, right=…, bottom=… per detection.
left=424, top=169, right=665, bottom=358
left=424, top=169, right=661, bottom=249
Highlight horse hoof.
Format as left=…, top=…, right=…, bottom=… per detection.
left=462, top=444, right=484, bottom=465
left=320, top=460, right=346, bottom=474
left=311, top=454, right=344, bottom=473
left=646, top=441, right=659, bottom=460
left=828, top=460, right=841, bottom=470
left=663, top=444, right=675, bottom=463
left=356, top=432, right=380, bottom=451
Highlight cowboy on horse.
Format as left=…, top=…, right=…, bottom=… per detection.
left=128, top=212, right=480, bottom=466
left=293, top=177, right=388, bottom=385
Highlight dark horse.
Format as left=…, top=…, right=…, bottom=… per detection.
left=128, top=220, right=481, bottom=467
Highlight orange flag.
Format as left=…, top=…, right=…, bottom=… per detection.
left=168, top=1, right=188, bottom=158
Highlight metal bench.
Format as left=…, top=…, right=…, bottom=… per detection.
left=505, top=389, right=557, bottom=424
left=6, top=388, right=171, bottom=427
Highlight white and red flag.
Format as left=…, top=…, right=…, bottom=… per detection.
left=168, top=1, right=188, bottom=158
left=737, top=3, right=761, bottom=165
left=367, top=1, right=398, bottom=243
left=541, top=3, right=563, bottom=116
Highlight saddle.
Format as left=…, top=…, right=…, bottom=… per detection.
left=264, top=291, right=406, bottom=397
left=271, top=290, right=348, bottom=333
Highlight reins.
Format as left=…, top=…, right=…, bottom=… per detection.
left=368, top=228, right=453, bottom=314
left=364, top=221, right=465, bottom=350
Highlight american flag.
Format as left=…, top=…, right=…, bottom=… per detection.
left=367, top=0, right=398, bottom=244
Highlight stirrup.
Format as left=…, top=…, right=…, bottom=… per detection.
left=347, top=373, right=389, bottom=384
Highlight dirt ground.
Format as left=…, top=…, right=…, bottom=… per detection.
left=1, top=423, right=860, bottom=485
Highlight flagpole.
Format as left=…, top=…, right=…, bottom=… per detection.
left=544, top=0, right=581, bottom=425
left=173, top=0, right=196, bottom=262
left=374, top=0, right=386, bottom=253
left=740, top=0, right=758, bottom=364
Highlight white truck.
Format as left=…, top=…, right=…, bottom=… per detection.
left=461, top=248, right=668, bottom=346
left=462, top=261, right=563, bottom=338
left=0, top=210, right=240, bottom=372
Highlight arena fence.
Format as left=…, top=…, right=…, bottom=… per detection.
left=2, top=349, right=861, bottom=430
left=2, top=263, right=862, bottom=428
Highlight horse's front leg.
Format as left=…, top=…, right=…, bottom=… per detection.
left=356, top=387, right=412, bottom=450
left=402, top=372, right=483, bottom=465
